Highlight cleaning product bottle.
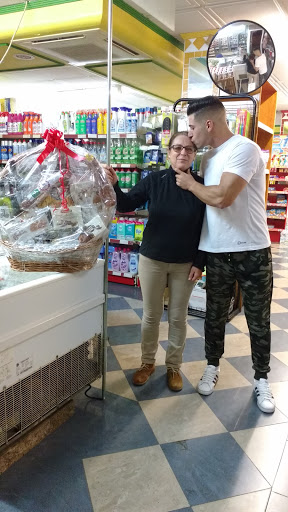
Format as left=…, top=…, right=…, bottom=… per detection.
left=131, top=169, right=140, bottom=187
left=108, top=245, right=114, bottom=270
left=80, top=112, right=87, bottom=135
left=111, top=107, right=118, bottom=133
left=125, top=109, right=131, bottom=133
left=27, top=115, right=33, bottom=136
left=129, top=251, right=138, bottom=275
left=125, top=169, right=132, bottom=189
left=111, top=247, right=120, bottom=272
left=86, top=112, right=92, bottom=134
left=12, top=113, right=18, bottom=133
left=91, top=112, right=97, bottom=135
left=122, top=139, right=130, bottom=163
left=32, top=115, right=39, bottom=135
left=110, top=139, right=116, bottom=164
left=117, top=217, right=126, bottom=239
left=117, top=107, right=126, bottom=133
left=75, top=112, right=81, bottom=134
left=120, top=248, right=130, bottom=273
left=125, top=218, right=135, bottom=240
left=97, top=110, right=104, bottom=135
left=118, top=169, right=126, bottom=190
left=131, top=113, right=137, bottom=133
left=12, top=140, right=19, bottom=156
left=135, top=220, right=144, bottom=241
left=115, top=139, right=123, bottom=163
left=17, top=113, right=24, bottom=133
left=103, top=110, right=107, bottom=135
left=109, top=216, right=118, bottom=239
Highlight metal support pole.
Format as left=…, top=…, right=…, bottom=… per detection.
left=101, top=0, right=113, bottom=399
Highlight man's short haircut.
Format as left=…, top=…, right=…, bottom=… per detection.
left=187, top=95, right=225, bottom=119
left=253, top=47, right=261, bottom=52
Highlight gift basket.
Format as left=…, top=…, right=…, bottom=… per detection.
left=0, top=129, right=116, bottom=273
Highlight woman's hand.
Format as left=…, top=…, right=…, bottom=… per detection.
left=188, top=266, right=202, bottom=281
left=102, top=164, right=118, bottom=186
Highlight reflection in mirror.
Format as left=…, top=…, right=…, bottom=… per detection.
left=207, top=20, right=275, bottom=95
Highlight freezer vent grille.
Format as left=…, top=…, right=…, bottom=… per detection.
left=0, top=334, right=102, bottom=449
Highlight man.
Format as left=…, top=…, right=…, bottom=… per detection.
left=175, top=95, right=275, bottom=414
left=253, top=48, right=267, bottom=86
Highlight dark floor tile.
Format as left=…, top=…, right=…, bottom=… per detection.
left=187, top=318, right=205, bottom=337
left=160, top=337, right=205, bottom=362
left=203, top=386, right=288, bottom=431
left=107, top=297, right=131, bottom=311
left=162, top=433, right=269, bottom=506
left=108, top=324, right=141, bottom=345
left=273, top=264, right=288, bottom=270
left=227, top=354, right=288, bottom=384
left=108, top=282, right=142, bottom=300
left=271, top=329, right=288, bottom=352
left=107, top=346, right=121, bottom=371
left=124, top=365, right=196, bottom=401
left=272, top=298, right=288, bottom=310
left=169, top=508, right=192, bottom=512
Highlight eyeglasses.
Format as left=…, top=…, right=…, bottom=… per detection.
left=170, top=145, right=196, bottom=155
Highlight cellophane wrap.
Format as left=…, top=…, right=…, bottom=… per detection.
left=0, top=129, right=116, bottom=272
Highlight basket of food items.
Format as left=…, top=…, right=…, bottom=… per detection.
left=0, top=129, right=116, bottom=273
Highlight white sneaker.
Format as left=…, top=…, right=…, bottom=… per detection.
left=197, top=365, right=220, bottom=396
left=254, top=378, right=275, bottom=413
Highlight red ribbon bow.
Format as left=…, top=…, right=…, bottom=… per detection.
left=37, top=128, right=85, bottom=212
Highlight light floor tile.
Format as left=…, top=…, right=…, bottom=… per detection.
left=272, top=288, right=288, bottom=299
left=182, top=359, right=250, bottom=391
left=140, top=394, right=226, bottom=444
left=229, top=315, right=249, bottom=333
left=92, top=370, right=136, bottom=401
left=271, top=302, right=288, bottom=314
left=192, top=490, right=270, bottom=512
left=272, top=351, right=288, bottom=366
left=271, top=323, right=282, bottom=331
left=272, top=443, right=288, bottom=497
left=107, top=309, right=141, bottom=326
left=232, top=423, right=288, bottom=485
left=158, top=321, right=199, bottom=341
left=274, top=278, right=288, bottom=288
left=273, top=269, right=288, bottom=278
left=270, top=381, right=288, bottom=417
left=112, top=343, right=167, bottom=370
left=83, top=445, right=189, bottom=512
left=124, top=297, right=145, bottom=309
left=267, top=492, right=288, bottom=512
left=223, top=333, right=252, bottom=357
left=277, top=262, right=288, bottom=268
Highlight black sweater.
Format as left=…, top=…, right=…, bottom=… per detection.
left=114, top=167, right=206, bottom=269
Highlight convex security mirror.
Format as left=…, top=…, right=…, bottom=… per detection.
left=207, top=20, right=275, bottom=95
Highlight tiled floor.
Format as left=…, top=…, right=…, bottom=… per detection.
left=1, top=244, right=288, bottom=511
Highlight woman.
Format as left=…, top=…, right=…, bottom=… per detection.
left=104, top=132, right=205, bottom=391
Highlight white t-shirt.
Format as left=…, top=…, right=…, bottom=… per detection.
left=199, top=135, right=270, bottom=253
left=255, top=53, right=267, bottom=75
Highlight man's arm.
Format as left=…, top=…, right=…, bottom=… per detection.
left=175, top=171, right=247, bottom=208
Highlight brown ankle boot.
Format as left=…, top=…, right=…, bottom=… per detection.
left=132, top=364, right=155, bottom=386
left=167, top=368, right=183, bottom=391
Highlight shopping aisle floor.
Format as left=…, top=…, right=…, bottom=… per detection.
left=1, top=244, right=288, bottom=511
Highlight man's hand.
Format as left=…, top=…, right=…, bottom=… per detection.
left=188, top=266, right=202, bottom=281
left=175, top=169, right=195, bottom=191
left=102, top=164, right=118, bottom=186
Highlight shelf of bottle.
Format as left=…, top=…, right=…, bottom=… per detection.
left=108, top=270, right=137, bottom=278
left=109, top=238, right=142, bottom=245
left=62, top=133, right=137, bottom=139
left=267, top=203, right=287, bottom=207
left=0, top=134, right=43, bottom=139
left=267, top=216, right=286, bottom=220
left=268, top=190, right=288, bottom=194
left=112, top=163, right=144, bottom=169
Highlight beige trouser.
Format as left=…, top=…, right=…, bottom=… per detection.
left=138, top=254, right=196, bottom=369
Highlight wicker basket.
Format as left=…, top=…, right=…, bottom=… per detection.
left=1, top=237, right=104, bottom=273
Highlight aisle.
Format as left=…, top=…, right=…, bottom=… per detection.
left=0, top=245, right=288, bottom=511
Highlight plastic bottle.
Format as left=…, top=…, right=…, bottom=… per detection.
left=103, top=110, right=107, bottom=135
left=117, top=107, right=126, bottom=133
left=108, top=246, right=114, bottom=270
left=120, top=248, right=130, bottom=273
left=1, top=141, right=8, bottom=162
left=7, top=113, right=13, bottom=133
left=97, top=110, right=104, bottom=135
left=129, top=251, right=138, bottom=275
left=131, top=169, right=140, bottom=187
left=125, top=219, right=135, bottom=240
left=6, top=140, right=13, bottom=160
left=91, top=112, right=97, bottom=135
left=129, top=139, right=137, bottom=164
left=100, top=142, right=106, bottom=163
left=86, top=112, right=92, bottom=134
left=138, top=108, right=144, bottom=128
left=111, top=107, right=118, bottom=133
left=75, top=112, right=81, bottom=134
left=27, top=115, right=33, bottom=136
left=17, top=113, right=24, bottom=133
left=110, top=139, right=116, bottom=164
left=125, top=109, right=131, bottom=133
left=131, top=113, right=137, bottom=133
left=12, top=113, right=18, bottom=133
left=115, top=139, right=123, bottom=163
left=125, top=169, right=132, bottom=189
left=21, top=140, right=28, bottom=153
left=65, top=112, right=71, bottom=134
left=135, top=220, right=144, bottom=241
left=80, top=112, right=87, bottom=135
left=111, top=247, right=120, bottom=272
left=27, top=139, right=33, bottom=149
left=109, top=217, right=118, bottom=239
left=12, top=140, right=19, bottom=156
left=117, top=217, right=126, bottom=239
left=122, top=139, right=130, bottom=163
left=118, top=170, right=126, bottom=190
left=32, top=115, right=38, bottom=135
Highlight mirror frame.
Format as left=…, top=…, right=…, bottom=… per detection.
left=206, top=19, right=276, bottom=95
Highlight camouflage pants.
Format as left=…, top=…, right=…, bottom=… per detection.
left=205, top=247, right=273, bottom=376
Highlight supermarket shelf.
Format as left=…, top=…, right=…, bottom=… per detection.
left=268, top=190, right=288, bottom=194
left=0, top=134, right=43, bottom=139
left=62, top=133, right=137, bottom=139
left=109, top=238, right=141, bottom=245
left=258, top=121, right=274, bottom=135
left=267, top=203, right=287, bottom=207
left=116, top=209, right=148, bottom=217
left=112, top=163, right=144, bottom=169
left=108, top=270, right=136, bottom=278
left=107, top=271, right=137, bottom=286
left=268, top=228, right=283, bottom=232
left=267, top=216, right=286, bottom=219
left=111, top=133, right=137, bottom=139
